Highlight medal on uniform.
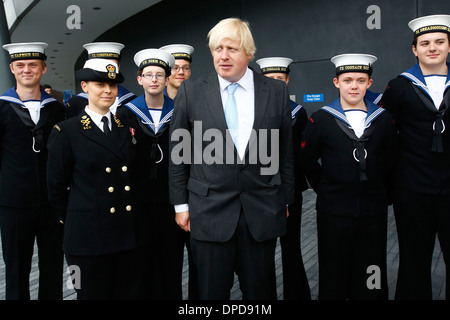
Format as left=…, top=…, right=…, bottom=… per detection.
left=130, top=127, right=137, bottom=144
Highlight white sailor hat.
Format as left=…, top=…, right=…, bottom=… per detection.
left=255, top=57, right=293, bottom=74
left=83, top=42, right=125, bottom=60
left=408, top=14, right=450, bottom=37
left=75, top=59, right=124, bottom=83
left=3, top=42, right=48, bottom=62
left=159, top=44, right=194, bottom=62
left=331, top=53, right=377, bottom=76
left=134, top=48, right=175, bottom=75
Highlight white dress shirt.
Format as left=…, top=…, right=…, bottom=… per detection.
left=85, top=106, right=111, bottom=132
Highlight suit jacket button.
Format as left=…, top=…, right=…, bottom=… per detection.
left=124, top=185, right=131, bottom=191
left=108, top=187, right=114, bottom=193
left=122, top=166, right=128, bottom=172
left=110, top=207, right=116, bottom=213
left=126, top=205, right=132, bottom=212
left=105, top=167, right=112, bottom=173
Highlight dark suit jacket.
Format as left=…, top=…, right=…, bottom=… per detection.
left=168, top=70, right=295, bottom=243
left=47, top=111, right=138, bottom=256
left=0, top=89, right=65, bottom=208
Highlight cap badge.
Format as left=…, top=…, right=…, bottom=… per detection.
left=106, top=64, right=117, bottom=79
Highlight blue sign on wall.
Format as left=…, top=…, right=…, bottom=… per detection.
left=303, top=93, right=324, bottom=103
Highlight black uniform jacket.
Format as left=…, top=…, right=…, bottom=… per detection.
left=380, top=63, right=450, bottom=194
left=0, top=87, right=65, bottom=208
left=301, top=98, right=398, bottom=218
left=47, top=111, right=138, bottom=256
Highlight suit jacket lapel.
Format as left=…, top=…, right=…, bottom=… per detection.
left=242, top=71, right=269, bottom=157
left=203, top=73, right=228, bottom=131
left=79, top=112, right=127, bottom=161
left=202, top=73, right=239, bottom=153
left=252, top=72, right=269, bottom=131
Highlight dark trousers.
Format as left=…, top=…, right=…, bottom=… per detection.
left=151, top=204, right=196, bottom=300
left=178, top=230, right=199, bottom=300
left=190, top=211, right=277, bottom=300
left=281, top=193, right=311, bottom=300
left=65, top=246, right=146, bottom=300
left=393, top=188, right=450, bottom=300
left=0, top=206, right=63, bottom=300
left=317, top=212, right=388, bottom=300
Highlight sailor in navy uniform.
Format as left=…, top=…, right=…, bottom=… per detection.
left=379, top=14, right=450, bottom=300
left=301, top=54, right=398, bottom=300
left=159, top=43, right=199, bottom=299
left=66, top=42, right=136, bottom=118
left=0, top=42, right=65, bottom=300
left=47, top=59, right=143, bottom=300
left=116, top=49, right=185, bottom=299
left=256, top=57, right=311, bottom=300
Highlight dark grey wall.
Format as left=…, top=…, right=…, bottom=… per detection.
left=77, top=0, right=450, bottom=115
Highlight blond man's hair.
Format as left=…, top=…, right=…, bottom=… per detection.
left=207, top=18, right=256, bottom=58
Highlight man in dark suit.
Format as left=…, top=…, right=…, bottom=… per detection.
left=0, top=42, right=65, bottom=300
left=168, top=18, right=295, bottom=300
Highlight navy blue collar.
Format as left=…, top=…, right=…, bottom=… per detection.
left=322, top=97, right=385, bottom=127
left=400, top=63, right=450, bottom=99
left=0, top=87, right=57, bottom=106
left=290, top=100, right=303, bottom=119
left=124, top=94, right=174, bottom=133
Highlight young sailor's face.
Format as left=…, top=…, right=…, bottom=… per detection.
left=333, top=73, right=373, bottom=107
left=138, top=65, right=168, bottom=95
left=168, top=59, right=191, bottom=89
left=10, top=60, right=46, bottom=87
left=412, top=32, right=450, bottom=67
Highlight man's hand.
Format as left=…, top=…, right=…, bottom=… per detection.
left=176, top=211, right=190, bottom=232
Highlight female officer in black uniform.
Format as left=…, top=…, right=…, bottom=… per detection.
left=47, top=58, right=143, bottom=299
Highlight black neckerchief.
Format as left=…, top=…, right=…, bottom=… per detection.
left=335, top=118, right=376, bottom=182
left=410, top=83, right=449, bottom=153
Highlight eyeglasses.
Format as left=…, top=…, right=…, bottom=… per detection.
left=141, top=73, right=165, bottom=80
left=172, top=65, right=191, bottom=72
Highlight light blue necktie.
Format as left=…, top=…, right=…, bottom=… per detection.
left=225, top=83, right=239, bottom=147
